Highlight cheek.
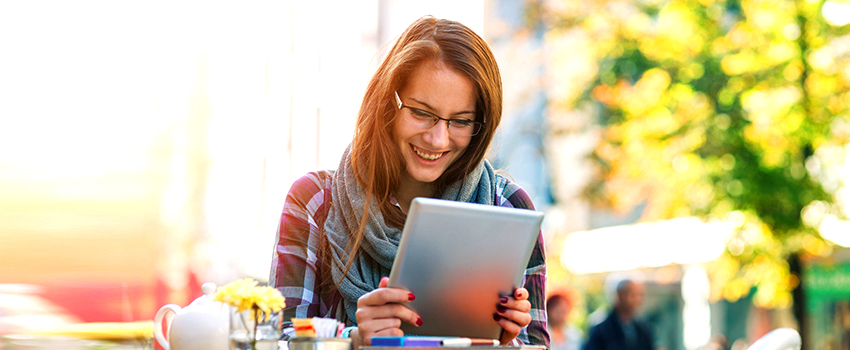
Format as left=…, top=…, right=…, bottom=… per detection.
left=454, top=137, right=473, bottom=153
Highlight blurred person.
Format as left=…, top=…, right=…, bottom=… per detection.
left=268, top=15, right=548, bottom=349
left=547, top=291, right=583, bottom=350
left=583, top=279, right=654, bottom=350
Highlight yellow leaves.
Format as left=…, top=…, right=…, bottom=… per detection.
left=637, top=68, right=673, bottom=96
left=648, top=3, right=706, bottom=60
left=214, top=278, right=285, bottom=322
left=677, top=63, right=705, bottom=83
left=721, top=50, right=760, bottom=75
left=623, top=12, right=652, bottom=39
left=740, top=86, right=804, bottom=168
left=765, top=42, right=798, bottom=63
left=801, top=234, right=831, bottom=256
left=595, top=68, right=672, bottom=115
left=706, top=211, right=804, bottom=308
left=742, top=0, right=794, bottom=30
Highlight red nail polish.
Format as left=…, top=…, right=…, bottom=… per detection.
left=499, top=296, right=508, bottom=304
left=497, top=304, right=507, bottom=313
left=493, top=313, right=501, bottom=321
left=416, top=317, right=423, bottom=326
left=409, top=293, right=416, bottom=301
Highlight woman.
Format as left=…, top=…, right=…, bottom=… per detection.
left=547, top=292, right=583, bottom=350
left=269, top=15, right=548, bottom=348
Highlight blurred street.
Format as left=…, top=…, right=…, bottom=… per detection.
left=1, top=0, right=849, bottom=349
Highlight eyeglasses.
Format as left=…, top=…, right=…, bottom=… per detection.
left=394, top=91, right=484, bottom=137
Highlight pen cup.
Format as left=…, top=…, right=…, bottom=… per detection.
left=288, top=337, right=352, bottom=350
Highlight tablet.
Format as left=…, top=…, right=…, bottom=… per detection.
left=387, top=197, right=544, bottom=339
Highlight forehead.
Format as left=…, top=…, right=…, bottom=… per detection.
left=401, top=59, right=476, bottom=108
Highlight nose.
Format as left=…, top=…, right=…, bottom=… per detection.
left=423, top=119, right=451, bottom=149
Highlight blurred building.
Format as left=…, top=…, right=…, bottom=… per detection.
left=0, top=0, right=488, bottom=325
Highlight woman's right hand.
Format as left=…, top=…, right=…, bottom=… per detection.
left=354, top=276, right=422, bottom=346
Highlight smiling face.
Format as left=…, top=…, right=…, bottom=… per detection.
left=394, top=59, right=477, bottom=194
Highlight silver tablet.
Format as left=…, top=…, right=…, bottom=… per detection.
left=387, top=197, right=544, bottom=340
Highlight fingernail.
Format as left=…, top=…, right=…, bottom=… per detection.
left=499, top=296, right=508, bottom=304
left=493, top=313, right=501, bottom=321
left=416, top=317, right=423, bottom=326
left=409, top=293, right=416, bottom=301
left=496, top=304, right=507, bottom=313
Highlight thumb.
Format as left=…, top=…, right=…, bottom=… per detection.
left=379, top=276, right=389, bottom=288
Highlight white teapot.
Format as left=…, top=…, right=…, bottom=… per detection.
left=154, top=282, right=230, bottom=350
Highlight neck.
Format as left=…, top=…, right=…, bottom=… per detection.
left=396, top=176, right=435, bottom=213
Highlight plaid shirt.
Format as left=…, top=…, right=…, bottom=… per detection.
left=270, top=170, right=549, bottom=346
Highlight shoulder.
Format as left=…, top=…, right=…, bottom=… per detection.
left=291, top=170, right=334, bottom=192
left=494, top=173, right=535, bottom=210
left=285, top=170, right=335, bottom=213
left=591, top=312, right=617, bottom=333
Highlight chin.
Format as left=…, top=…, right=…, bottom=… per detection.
left=411, top=172, right=443, bottom=184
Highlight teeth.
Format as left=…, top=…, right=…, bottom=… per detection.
left=414, top=146, right=443, bottom=160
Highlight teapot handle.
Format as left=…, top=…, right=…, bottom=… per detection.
left=154, top=304, right=181, bottom=350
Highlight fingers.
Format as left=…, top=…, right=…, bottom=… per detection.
left=356, top=303, right=422, bottom=327
left=498, top=288, right=531, bottom=313
left=494, top=287, right=532, bottom=344
left=358, top=286, right=416, bottom=308
left=355, top=277, right=423, bottom=346
left=514, top=287, right=528, bottom=300
left=495, top=303, right=531, bottom=326
left=358, top=317, right=404, bottom=337
left=495, top=314, right=524, bottom=344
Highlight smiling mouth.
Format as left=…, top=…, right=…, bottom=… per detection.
left=412, top=145, right=445, bottom=161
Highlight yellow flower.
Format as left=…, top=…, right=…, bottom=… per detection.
left=214, top=278, right=285, bottom=322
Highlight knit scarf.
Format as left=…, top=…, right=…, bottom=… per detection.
left=324, top=145, right=497, bottom=324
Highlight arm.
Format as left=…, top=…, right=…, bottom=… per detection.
left=497, top=182, right=549, bottom=347
left=520, top=229, right=548, bottom=346
left=269, top=172, right=332, bottom=336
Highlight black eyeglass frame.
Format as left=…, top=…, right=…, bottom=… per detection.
left=394, top=91, right=485, bottom=137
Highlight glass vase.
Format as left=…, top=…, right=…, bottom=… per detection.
left=229, top=307, right=282, bottom=350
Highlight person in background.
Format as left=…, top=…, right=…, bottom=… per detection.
left=583, top=278, right=654, bottom=350
left=269, top=15, right=548, bottom=350
left=547, top=291, right=583, bottom=350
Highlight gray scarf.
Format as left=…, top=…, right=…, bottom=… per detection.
left=324, top=145, right=497, bottom=324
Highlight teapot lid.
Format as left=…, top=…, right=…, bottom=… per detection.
left=201, top=282, right=216, bottom=296
left=186, top=282, right=219, bottom=308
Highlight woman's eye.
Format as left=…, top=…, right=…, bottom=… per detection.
left=411, top=108, right=433, bottom=118
left=451, top=119, right=474, bottom=127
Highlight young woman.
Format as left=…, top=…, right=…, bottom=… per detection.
left=269, top=15, right=548, bottom=348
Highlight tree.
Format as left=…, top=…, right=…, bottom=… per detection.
left=531, top=0, right=850, bottom=330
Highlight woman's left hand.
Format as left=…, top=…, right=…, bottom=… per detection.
left=494, top=287, right=531, bottom=345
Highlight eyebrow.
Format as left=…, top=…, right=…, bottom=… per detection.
left=409, top=97, right=476, bottom=116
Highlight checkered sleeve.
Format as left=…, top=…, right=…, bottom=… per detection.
left=498, top=177, right=550, bottom=347
left=269, top=171, right=333, bottom=326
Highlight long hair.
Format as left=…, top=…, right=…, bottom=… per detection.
left=333, top=15, right=503, bottom=285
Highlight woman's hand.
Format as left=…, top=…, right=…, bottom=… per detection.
left=354, top=277, right=422, bottom=346
left=494, top=287, right=532, bottom=345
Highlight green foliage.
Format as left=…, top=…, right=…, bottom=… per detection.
left=533, top=0, right=850, bottom=307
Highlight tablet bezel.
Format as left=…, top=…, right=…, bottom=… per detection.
left=387, top=197, right=544, bottom=339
